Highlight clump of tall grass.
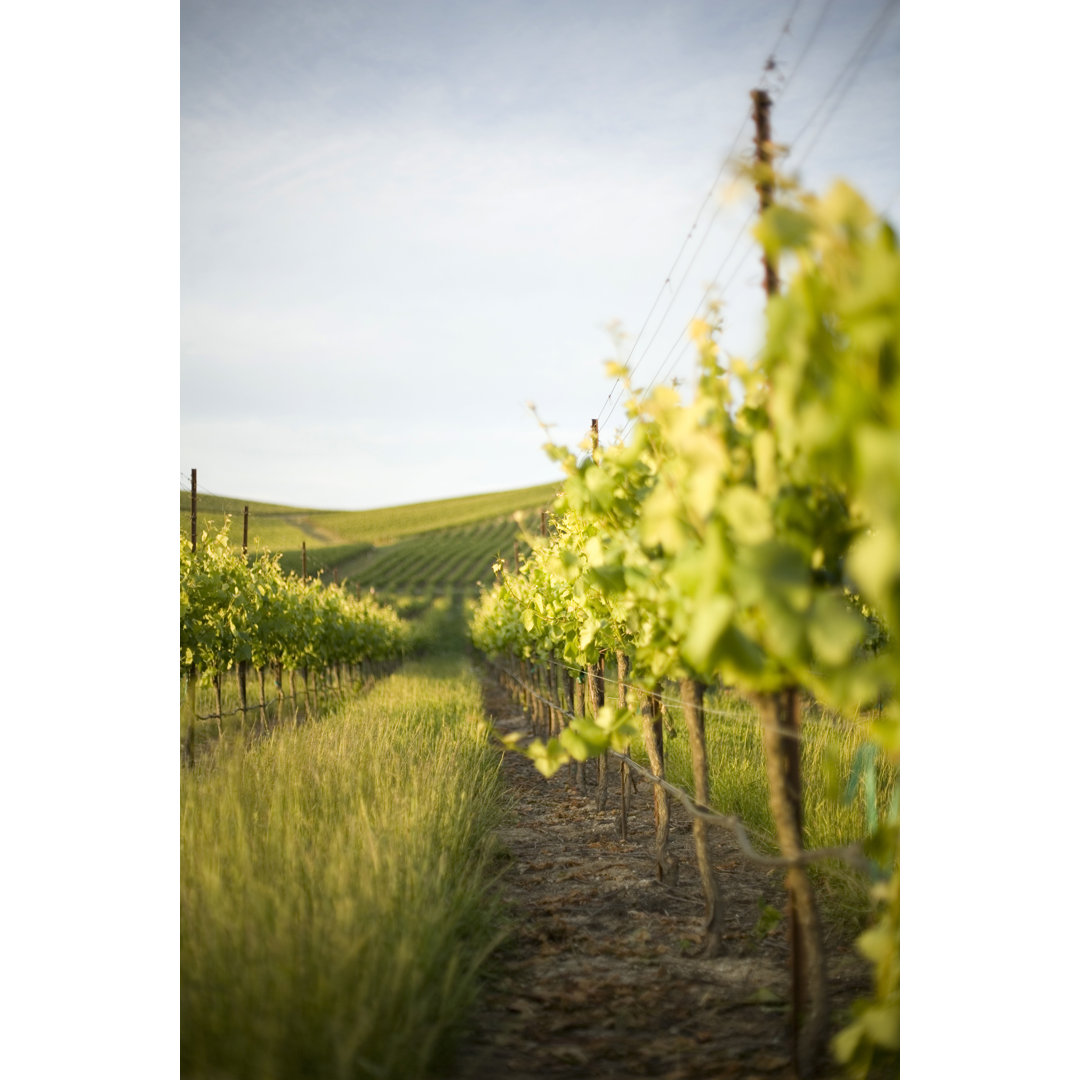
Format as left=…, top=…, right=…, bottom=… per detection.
left=181, top=657, right=507, bottom=1080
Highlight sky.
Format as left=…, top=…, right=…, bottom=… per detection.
left=180, top=0, right=900, bottom=510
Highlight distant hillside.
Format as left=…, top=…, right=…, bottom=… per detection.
left=181, top=482, right=558, bottom=549
left=330, top=514, right=540, bottom=595
left=181, top=481, right=561, bottom=594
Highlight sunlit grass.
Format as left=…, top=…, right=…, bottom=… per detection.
left=181, top=657, right=509, bottom=1080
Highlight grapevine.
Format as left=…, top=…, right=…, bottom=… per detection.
left=470, top=175, right=899, bottom=1076
left=181, top=521, right=410, bottom=751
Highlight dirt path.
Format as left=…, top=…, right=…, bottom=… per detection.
left=291, top=515, right=342, bottom=545
left=450, top=667, right=869, bottom=1080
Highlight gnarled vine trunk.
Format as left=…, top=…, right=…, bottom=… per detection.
left=640, top=689, right=677, bottom=883
left=546, top=655, right=560, bottom=738
left=616, top=651, right=631, bottom=840
left=183, top=664, right=198, bottom=766
left=236, top=661, right=248, bottom=737
left=212, top=674, right=224, bottom=739
left=572, top=676, right=587, bottom=791
left=588, top=656, right=608, bottom=810
left=680, top=677, right=723, bottom=956
left=257, top=666, right=268, bottom=733
left=562, top=666, right=579, bottom=791
left=756, top=688, right=829, bottom=1076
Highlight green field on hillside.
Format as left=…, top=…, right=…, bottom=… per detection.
left=333, top=515, right=539, bottom=595
left=181, top=482, right=559, bottom=554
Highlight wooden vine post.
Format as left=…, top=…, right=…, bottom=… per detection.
left=752, top=86, right=828, bottom=1074
left=189, top=468, right=198, bottom=551
left=751, top=89, right=780, bottom=296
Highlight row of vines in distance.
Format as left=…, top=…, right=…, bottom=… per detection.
left=180, top=524, right=411, bottom=759
left=340, top=516, right=537, bottom=593
left=469, top=177, right=898, bottom=1077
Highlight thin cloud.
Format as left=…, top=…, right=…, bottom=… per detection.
left=181, top=0, right=898, bottom=507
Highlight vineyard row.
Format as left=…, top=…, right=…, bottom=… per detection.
left=180, top=523, right=414, bottom=763
left=468, top=164, right=899, bottom=1077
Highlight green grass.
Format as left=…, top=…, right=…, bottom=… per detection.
left=181, top=657, right=509, bottom=1080
left=181, top=482, right=559, bottom=555
left=406, top=591, right=473, bottom=657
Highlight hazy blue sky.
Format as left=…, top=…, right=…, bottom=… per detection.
left=180, top=0, right=899, bottom=509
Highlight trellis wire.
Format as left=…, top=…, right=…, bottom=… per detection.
left=491, top=660, right=870, bottom=874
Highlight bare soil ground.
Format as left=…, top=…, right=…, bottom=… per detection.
left=449, top=667, right=872, bottom=1080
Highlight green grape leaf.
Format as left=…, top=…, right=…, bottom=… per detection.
left=807, top=592, right=867, bottom=667
left=559, top=726, right=591, bottom=762
left=719, top=486, right=774, bottom=545
left=525, top=737, right=571, bottom=778
left=756, top=204, right=813, bottom=260
left=681, top=595, right=737, bottom=676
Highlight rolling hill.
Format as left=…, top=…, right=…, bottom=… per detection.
left=181, top=481, right=560, bottom=595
